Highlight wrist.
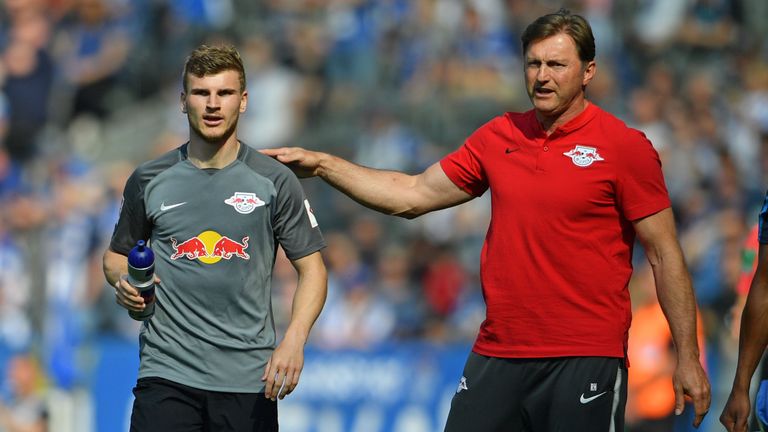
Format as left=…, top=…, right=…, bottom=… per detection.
left=676, top=349, right=701, bottom=364
left=284, top=325, right=310, bottom=345
left=315, top=152, right=332, bottom=179
left=732, top=373, right=754, bottom=391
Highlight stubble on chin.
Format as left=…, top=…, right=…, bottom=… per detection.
left=190, top=119, right=238, bottom=144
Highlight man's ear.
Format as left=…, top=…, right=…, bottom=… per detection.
left=240, top=90, right=248, bottom=113
left=582, top=61, right=596, bottom=87
left=180, top=92, right=187, bottom=113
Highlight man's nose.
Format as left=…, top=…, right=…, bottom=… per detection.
left=206, top=94, right=220, bottom=109
left=536, top=65, right=550, bottom=82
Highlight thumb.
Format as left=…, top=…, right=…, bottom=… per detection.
left=261, top=358, right=272, bottom=381
left=258, top=148, right=285, bottom=157
left=674, top=380, right=685, bottom=415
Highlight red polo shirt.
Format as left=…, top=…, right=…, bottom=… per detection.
left=440, top=102, right=670, bottom=359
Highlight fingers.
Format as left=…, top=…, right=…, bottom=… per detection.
left=261, top=358, right=271, bottom=382
left=677, top=369, right=710, bottom=428
left=692, top=409, right=707, bottom=428
left=721, top=391, right=751, bottom=432
left=258, top=148, right=284, bottom=157
left=262, top=359, right=278, bottom=401
left=114, top=276, right=145, bottom=311
left=690, top=379, right=711, bottom=428
left=262, top=358, right=301, bottom=401
left=718, top=412, right=735, bottom=432
left=287, top=369, right=300, bottom=395
left=674, top=380, right=685, bottom=416
left=259, top=147, right=299, bottom=161
left=265, top=369, right=295, bottom=401
left=264, top=367, right=286, bottom=401
left=692, top=394, right=711, bottom=428
left=719, top=413, right=746, bottom=432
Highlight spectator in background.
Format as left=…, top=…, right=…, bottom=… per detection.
left=53, top=0, right=131, bottom=121
left=0, top=214, right=33, bottom=352
left=0, top=354, right=48, bottom=432
left=353, top=107, right=427, bottom=173
left=0, top=8, right=54, bottom=164
left=721, top=199, right=768, bottom=431
left=374, top=244, right=426, bottom=340
left=676, top=0, right=737, bottom=72
left=238, top=34, right=305, bottom=149
left=42, top=157, right=104, bottom=390
left=313, top=232, right=391, bottom=348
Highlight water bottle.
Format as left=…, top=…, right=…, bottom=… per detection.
left=127, top=240, right=156, bottom=320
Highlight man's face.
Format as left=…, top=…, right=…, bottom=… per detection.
left=181, top=70, right=247, bottom=143
left=524, top=33, right=595, bottom=120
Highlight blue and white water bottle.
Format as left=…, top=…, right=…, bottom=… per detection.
left=127, top=240, right=156, bottom=320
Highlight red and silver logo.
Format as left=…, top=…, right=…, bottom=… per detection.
left=225, top=192, right=265, bottom=214
left=170, top=231, right=249, bottom=264
left=563, top=145, right=604, bottom=167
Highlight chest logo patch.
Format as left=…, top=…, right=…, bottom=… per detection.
left=225, top=192, right=265, bottom=214
left=170, top=231, right=249, bottom=264
left=563, top=145, right=605, bottom=167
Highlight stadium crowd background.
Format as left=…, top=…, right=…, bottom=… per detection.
left=0, top=0, right=767, bottom=431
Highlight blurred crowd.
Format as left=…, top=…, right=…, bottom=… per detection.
left=0, top=0, right=767, bottom=430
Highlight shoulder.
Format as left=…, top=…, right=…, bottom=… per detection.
left=238, top=144, right=303, bottom=191
left=129, top=145, right=185, bottom=189
left=496, top=110, right=534, bottom=133
left=591, top=105, right=649, bottom=145
left=239, top=145, right=296, bottom=178
left=468, top=111, right=530, bottom=143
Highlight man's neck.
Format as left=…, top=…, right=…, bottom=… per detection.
left=187, top=137, right=241, bottom=169
left=537, top=99, right=589, bottom=136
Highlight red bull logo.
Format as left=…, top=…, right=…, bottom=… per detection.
left=563, top=145, right=605, bottom=167
left=225, top=192, right=264, bottom=214
left=170, top=230, right=249, bottom=264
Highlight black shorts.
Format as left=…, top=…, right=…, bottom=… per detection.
left=445, top=353, right=627, bottom=432
left=130, top=377, right=278, bottom=432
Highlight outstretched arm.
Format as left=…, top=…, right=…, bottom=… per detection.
left=262, top=251, right=327, bottom=400
left=633, top=208, right=711, bottom=428
left=721, top=243, right=768, bottom=432
left=261, top=147, right=473, bottom=218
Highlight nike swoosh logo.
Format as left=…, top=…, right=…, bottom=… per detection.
left=160, top=202, right=187, bottom=211
left=579, top=391, right=607, bottom=404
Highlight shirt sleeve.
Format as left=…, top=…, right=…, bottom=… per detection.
left=271, top=170, right=325, bottom=260
left=439, top=122, right=492, bottom=197
left=615, top=130, right=671, bottom=221
left=109, top=168, right=152, bottom=255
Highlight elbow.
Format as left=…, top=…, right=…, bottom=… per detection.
left=388, top=196, right=431, bottom=219
left=390, top=207, right=426, bottom=219
left=101, top=250, right=111, bottom=277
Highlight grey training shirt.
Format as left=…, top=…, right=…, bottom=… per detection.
left=110, top=142, right=325, bottom=392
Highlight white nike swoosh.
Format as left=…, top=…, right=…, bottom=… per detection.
left=160, top=202, right=187, bottom=211
left=579, top=391, right=607, bottom=404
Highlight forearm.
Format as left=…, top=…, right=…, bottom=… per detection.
left=103, top=248, right=127, bottom=287
left=732, top=281, right=768, bottom=390
left=264, top=147, right=471, bottom=217
left=315, top=153, right=424, bottom=218
left=285, top=255, right=328, bottom=343
left=651, top=245, right=700, bottom=360
left=636, top=209, right=701, bottom=360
